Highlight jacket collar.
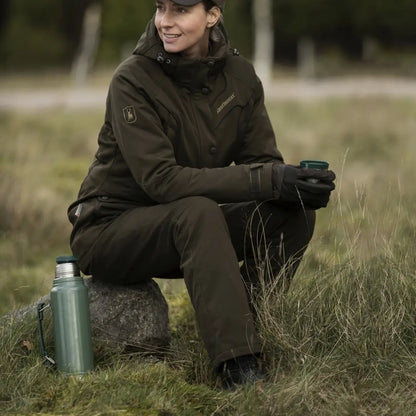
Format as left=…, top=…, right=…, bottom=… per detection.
left=133, top=16, right=232, bottom=93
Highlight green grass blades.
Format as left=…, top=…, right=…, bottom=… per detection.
left=2, top=256, right=416, bottom=415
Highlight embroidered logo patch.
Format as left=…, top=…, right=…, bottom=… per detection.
left=217, top=93, right=236, bottom=114
left=123, top=106, right=137, bottom=123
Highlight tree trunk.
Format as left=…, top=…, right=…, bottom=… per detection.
left=297, top=37, right=316, bottom=79
left=71, top=3, right=102, bottom=86
left=252, top=0, right=274, bottom=87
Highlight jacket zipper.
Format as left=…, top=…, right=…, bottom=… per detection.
left=186, top=92, right=203, bottom=165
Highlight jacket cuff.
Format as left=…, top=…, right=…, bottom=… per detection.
left=248, top=163, right=274, bottom=200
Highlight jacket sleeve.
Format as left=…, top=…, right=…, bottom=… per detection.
left=108, top=73, right=275, bottom=204
left=234, top=76, right=284, bottom=166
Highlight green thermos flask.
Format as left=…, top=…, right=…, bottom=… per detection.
left=40, top=255, right=94, bottom=375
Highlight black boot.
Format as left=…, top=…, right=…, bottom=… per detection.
left=218, top=354, right=264, bottom=390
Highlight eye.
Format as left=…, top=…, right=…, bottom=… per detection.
left=176, top=7, right=188, bottom=14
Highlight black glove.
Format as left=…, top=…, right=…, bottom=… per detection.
left=272, top=164, right=336, bottom=210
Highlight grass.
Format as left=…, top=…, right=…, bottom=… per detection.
left=1, top=92, right=416, bottom=415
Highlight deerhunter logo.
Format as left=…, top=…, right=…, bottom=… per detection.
left=123, top=106, right=137, bottom=123
left=216, top=93, right=236, bottom=114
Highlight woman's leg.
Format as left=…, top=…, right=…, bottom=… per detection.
left=86, top=196, right=261, bottom=368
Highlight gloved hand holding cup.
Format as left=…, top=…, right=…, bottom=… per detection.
left=300, top=160, right=329, bottom=183
left=272, top=161, right=336, bottom=210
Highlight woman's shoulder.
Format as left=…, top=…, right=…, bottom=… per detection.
left=112, top=54, right=157, bottom=82
left=225, top=52, right=258, bottom=86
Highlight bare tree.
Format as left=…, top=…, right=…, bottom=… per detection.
left=71, top=3, right=102, bottom=86
left=252, top=0, right=274, bottom=87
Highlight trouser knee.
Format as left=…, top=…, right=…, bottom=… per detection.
left=174, top=196, right=227, bottom=239
left=262, top=205, right=314, bottom=250
left=242, top=205, right=316, bottom=289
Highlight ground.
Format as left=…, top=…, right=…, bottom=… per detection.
left=1, top=75, right=416, bottom=111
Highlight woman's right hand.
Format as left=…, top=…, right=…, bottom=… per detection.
left=271, top=164, right=336, bottom=209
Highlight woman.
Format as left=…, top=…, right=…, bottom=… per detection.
left=68, top=0, right=335, bottom=389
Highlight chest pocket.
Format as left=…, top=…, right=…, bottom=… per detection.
left=213, top=91, right=241, bottom=127
left=212, top=91, right=245, bottom=153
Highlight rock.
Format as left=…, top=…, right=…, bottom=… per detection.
left=85, top=278, right=171, bottom=351
left=4, top=278, right=171, bottom=353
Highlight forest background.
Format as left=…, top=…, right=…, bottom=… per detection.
left=1, top=0, right=416, bottom=73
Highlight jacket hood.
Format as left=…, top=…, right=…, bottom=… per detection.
left=132, top=16, right=235, bottom=92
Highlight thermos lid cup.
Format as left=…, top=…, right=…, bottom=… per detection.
left=300, top=160, right=329, bottom=170
left=55, top=255, right=80, bottom=279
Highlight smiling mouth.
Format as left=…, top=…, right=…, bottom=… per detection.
left=164, top=34, right=180, bottom=39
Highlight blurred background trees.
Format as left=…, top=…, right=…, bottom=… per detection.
left=0, top=0, right=415, bottom=74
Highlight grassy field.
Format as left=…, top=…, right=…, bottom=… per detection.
left=1, top=93, right=416, bottom=415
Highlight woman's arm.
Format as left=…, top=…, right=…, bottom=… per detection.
left=108, top=73, right=275, bottom=204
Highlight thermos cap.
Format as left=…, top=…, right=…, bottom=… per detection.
left=55, top=255, right=81, bottom=279
left=56, top=255, right=78, bottom=264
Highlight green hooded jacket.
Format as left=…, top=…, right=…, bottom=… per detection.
left=69, top=17, right=283, bottom=213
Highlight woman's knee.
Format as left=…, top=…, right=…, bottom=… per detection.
left=172, top=197, right=236, bottom=261
left=265, top=204, right=316, bottom=248
left=286, top=209, right=316, bottom=249
left=175, top=196, right=224, bottom=227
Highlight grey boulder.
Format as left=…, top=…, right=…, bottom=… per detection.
left=6, top=278, right=171, bottom=353
left=85, top=278, right=170, bottom=351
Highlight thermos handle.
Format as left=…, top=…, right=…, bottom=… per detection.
left=36, top=302, right=57, bottom=369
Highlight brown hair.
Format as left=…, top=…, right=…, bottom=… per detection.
left=202, top=0, right=217, bottom=11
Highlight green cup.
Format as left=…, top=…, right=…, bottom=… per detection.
left=300, top=160, right=329, bottom=183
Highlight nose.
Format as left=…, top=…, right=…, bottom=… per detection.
left=160, top=10, right=174, bottom=28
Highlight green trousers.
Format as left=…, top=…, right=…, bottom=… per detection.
left=69, top=196, right=315, bottom=367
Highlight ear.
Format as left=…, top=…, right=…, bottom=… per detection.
left=206, top=6, right=221, bottom=28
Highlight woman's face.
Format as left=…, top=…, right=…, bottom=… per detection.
left=155, top=0, right=220, bottom=59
